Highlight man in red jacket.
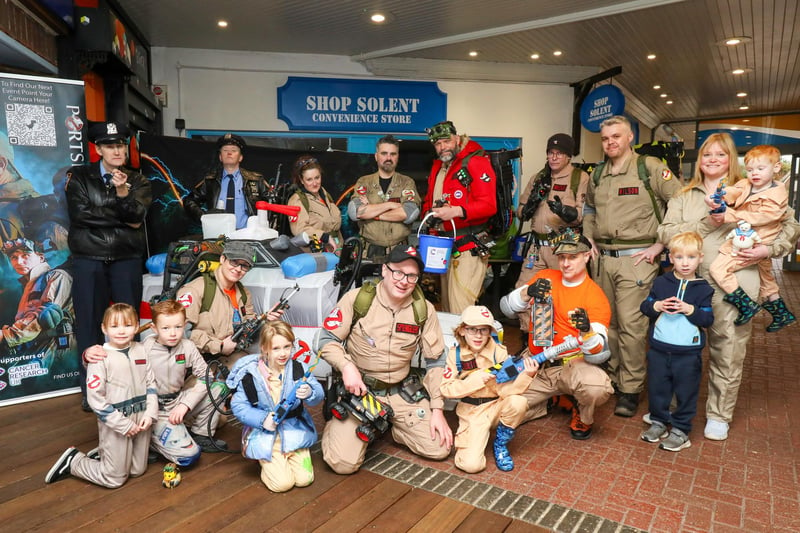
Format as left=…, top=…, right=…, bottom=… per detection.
left=422, top=121, right=497, bottom=314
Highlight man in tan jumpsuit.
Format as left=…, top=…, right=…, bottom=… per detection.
left=316, top=244, right=453, bottom=474
left=515, top=133, right=589, bottom=332
left=347, top=135, right=420, bottom=261
left=582, top=115, right=681, bottom=417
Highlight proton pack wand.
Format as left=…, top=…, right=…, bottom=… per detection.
left=272, top=349, right=321, bottom=425
left=231, top=284, right=300, bottom=351
left=488, top=334, right=585, bottom=383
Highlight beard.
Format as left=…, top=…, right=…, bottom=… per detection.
left=438, top=150, right=455, bottom=163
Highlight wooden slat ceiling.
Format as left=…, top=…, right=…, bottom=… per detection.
left=119, top=0, right=800, bottom=143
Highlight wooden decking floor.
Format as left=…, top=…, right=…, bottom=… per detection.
left=1, top=393, right=548, bottom=532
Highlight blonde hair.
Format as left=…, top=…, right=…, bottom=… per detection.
left=744, top=145, right=781, bottom=166
left=102, top=302, right=138, bottom=328
left=668, top=231, right=703, bottom=255
left=683, top=133, right=744, bottom=193
left=259, top=320, right=295, bottom=353
left=599, top=115, right=631, bottom=131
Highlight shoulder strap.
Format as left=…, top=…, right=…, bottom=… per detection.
left=636, top=155, right=663, bottom=224
left=411, top=285, right=428, bottom=328
left=569, top=166, right=583, bottom=199
left=455, top=344, right=462, bottom=373
left=591, top=161, right=606, bottom=186
left=241, top=373, right=259, bottom=407
left=200, top=272, right=246, bottom=314
left=291, top=359, right=304, bottom=380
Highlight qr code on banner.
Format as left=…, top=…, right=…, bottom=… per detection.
left=5, top=103, right=57, bottom=147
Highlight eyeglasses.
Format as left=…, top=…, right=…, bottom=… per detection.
left=385, top=264, right=419, bottom=284
left=227, top=259, right=252, bottom=272
left=547, top=150, right=568, bottom=159
left=464, top=326, right=491, bottom=336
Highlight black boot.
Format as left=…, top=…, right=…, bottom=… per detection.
left=722, top=287, right=761, bottom=326
left=762, top=298, right=796, bottom=332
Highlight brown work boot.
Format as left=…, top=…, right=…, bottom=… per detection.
left=569, top=404, right=592, bottom=440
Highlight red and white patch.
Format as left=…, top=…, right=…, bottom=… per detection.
left=402, top=189, right=415, bottom=200
left=356, top=186, right=367, bottom=195
left=479, top=172, right=491, bottom=182
left=87, top=375, right=101, bottom=389
left=404, top=246, right=418, bottom=257
left=453, top=190, right=464, bottom=199
left=323, top=308, right=343, bottom=330
left=443, top=367, right=453, bottom=379
left=289, top=215, right=298, bottom=223
left=480, top=308, right=491, bottom=318
left=177, top=293, right=192, bottom=307
left=661, top=169, right=673, bottom=181
left=293, top=340, right=312, bottom=363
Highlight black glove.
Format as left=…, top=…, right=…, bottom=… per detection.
left=527, top=278, right=551, bottom=302
left=547, top=195, right=579, bottom=223
left=570, top=308, right=591, bottom=333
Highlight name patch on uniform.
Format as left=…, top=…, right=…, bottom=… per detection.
left=396, top=323, right=420, bottom=334
left=175, top=353, right=186, bottom=364
left=553, top=184, right=567, bottom=192
left=461, top=359, right=478, bottom=371
left=135, top=359, right=147, bottom=365
left=618, top=187, right=639, bottom=196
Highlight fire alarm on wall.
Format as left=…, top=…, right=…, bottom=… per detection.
left=152, top=85, right=168, bottom=107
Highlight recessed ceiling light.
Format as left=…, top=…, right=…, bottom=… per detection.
left=660, top=93, right=668, bottom=98
left=666, top=100, right=673, bottom=105
left=469, top=51, right=479, bottom=57
left=721, top=36, right=752, bottom=46
left=653, top=85, right=661, bottom=90
left=553, top=50, right=562, bottom=56
left=370, top=13, right=386, bottom=23
left=739, top=104, right=750, bottom=110
left=736, top=92, right=748, bottom=97
left=217, top=20, right=228, bottom=28
left=530, top=53, right=540, bottom=60
left=731, top=68, right=752, bottom=75
left=647, top=54, right=656, bottom=60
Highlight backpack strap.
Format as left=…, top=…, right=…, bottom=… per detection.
left=241, top=373, right=259, bottom=407
left=200, top=272, right=247, bottom=314
left=569, top=166, right=583, bottom=199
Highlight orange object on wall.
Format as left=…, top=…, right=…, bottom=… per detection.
left=82, top=72, right=105, bottom=163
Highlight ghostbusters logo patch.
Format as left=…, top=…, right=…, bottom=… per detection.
left=87, top=375, right=101, bottom=389
left=443, top=367, right=453, bottom=379
left=480, top=308, right=491, bottom=318
left=356, top=186, right=367, bottom=195
left=618, top=187, right=639, bottom=196
left=479, top=173, right=491, bottom=182
left=289, top=215, right=298, bottom=223
left=402, top=189, right=415, bottom=200
left=404, top=246, right=418, bottom=257
left=293, top=340, right=312, bottom=364
left=323, top=308, right=343, bottom=330
left=177, top=293, right=192, bottom=307
left=453, top=190, right=464, bottom=200
left=662, top=169, right=673, bottom=181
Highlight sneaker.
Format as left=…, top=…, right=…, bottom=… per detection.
left=86, top=447, right=100, bottom=460
left=569, top=407, right=592, bottom=440
left=45, top=447, right=78, bottom=483
left=614, top=392, right=639, bottom=417
left=640, top=421, right=668, bottom=443
left=704, top=419, right=729, bottom=441
left=642, top=412, right=652, bottom=424
left=660, top=428, right=691, bottom=451
left=190, top=432, right=228, bottom=453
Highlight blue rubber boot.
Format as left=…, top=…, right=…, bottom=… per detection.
left=493, top=423, right=516, bottom=472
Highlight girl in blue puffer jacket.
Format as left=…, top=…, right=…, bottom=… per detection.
left=227, top=320, right=323, bottom=492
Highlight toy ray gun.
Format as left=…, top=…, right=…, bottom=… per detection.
left=230, top=284, right=300, bottom=351
left=272, top=349, right=321, bottom=425
left=709, top=179, right=727, bottom=214
left=488, top=334, right=586, bottom=383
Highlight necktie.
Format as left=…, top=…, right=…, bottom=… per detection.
left=103, top=173, right=113, bottom=188
left=225, top=174, right=235, bottom=214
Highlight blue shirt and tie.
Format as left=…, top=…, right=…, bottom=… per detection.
left=218, top=170, right=248, bottom=229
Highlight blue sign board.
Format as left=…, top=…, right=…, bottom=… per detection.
left=580, top=85, right=625, bottom=132
left=277, top=77, right=447, bottom=133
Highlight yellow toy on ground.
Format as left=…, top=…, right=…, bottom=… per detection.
left=162, top=462, right=181, bottom=488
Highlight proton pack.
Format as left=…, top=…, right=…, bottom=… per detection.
left=327, top=381, right=394, bottom=444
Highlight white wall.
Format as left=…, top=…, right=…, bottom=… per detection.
left=151, top=47, right=582, bottom=182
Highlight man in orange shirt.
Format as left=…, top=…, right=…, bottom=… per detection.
left=500, top=230, right=614, bottom=439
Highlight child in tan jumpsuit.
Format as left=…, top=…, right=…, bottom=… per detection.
left=440, top=306, right=538, bottom=473
left=227, top=321, right=323, bottom=492
left=45, top=303, right=158, bottom=487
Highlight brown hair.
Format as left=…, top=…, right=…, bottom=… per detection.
left=151, top=300, right=186, bottom=324
left=291, top=154, right=323, bottom=186
left=102, top=302, right=138, bottom=328
left=259, top=320, right=296, bottom=354
left=683, top=133, right=744, bottom=193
